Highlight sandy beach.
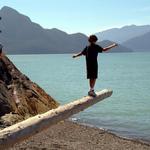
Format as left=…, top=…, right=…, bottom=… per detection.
left=9, top=121, right=150, bottom=150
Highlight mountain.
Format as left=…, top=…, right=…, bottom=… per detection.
left=0, top=6, right=136, bottom=54
left=0, top=6, right=88, bottom=54
left=98, top=40, right=133, bottom=53
left=122, top=31, right=150, bottom=52
left=95, top=25, right=150, bottom=43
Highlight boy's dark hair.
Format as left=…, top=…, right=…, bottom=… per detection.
left=88, top=35, right=98, bottom=43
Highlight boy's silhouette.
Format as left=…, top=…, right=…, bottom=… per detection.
left=73, top=35, right=117, bottom=97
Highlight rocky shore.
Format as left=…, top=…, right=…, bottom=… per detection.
left=10, top=121, right=150, bottom=150
left=0, top=55, right=59, bottom=128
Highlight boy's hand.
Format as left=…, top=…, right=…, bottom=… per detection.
left=72, top=55, right=77, bottom=58
left=72, top=52, right=82, bottom=58
left=112, top=43, right=118, bottom=47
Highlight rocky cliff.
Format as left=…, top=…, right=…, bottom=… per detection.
left=0, top=55, right=59, bottom=128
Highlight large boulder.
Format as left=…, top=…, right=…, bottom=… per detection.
left=0, top=55, right=59, bottom=128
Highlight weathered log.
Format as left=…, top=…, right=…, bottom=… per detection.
left=0, top=89, right=112, bottom=149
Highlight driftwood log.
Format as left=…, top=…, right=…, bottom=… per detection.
left=0, top=89, right=112, bottom=149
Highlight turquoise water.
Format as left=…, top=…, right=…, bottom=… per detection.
left=8, top=53, right=150, bottom=141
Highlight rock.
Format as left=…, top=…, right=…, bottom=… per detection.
left=0, top=55, right=59, bottom=128
left=0, top=113, right=23, bottom=128
left=0, top=82, right=14, bottom=116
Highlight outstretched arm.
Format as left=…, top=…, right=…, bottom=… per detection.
left=103, top=43, right=118, bottom=51
left=72, top=52, right=83, bottom=58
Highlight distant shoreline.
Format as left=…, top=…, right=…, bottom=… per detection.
left=6, top=51, right=150, bottom=55
left=72, top=120, right=150, bottom=146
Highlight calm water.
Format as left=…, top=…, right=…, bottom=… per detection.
left=8, top=52, right=150, bottom=141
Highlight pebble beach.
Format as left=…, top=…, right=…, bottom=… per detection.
left=10, top=121, right=150, bottom=150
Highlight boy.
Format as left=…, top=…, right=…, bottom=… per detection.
left=73, top=35, right=117, bottom=97
left=0, top=44, right=3, bottom=58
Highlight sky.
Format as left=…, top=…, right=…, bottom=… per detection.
left=0, top=0, right=150, bottom=35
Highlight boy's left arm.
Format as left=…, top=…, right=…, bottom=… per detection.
left=72, top=52, right=83, bottom=58
left=103, top=43, right=118, bottom=51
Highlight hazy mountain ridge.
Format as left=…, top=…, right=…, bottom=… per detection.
left=122, top=31, right=150, bottom=51
left=0, top=6, right=134, bottom=54
left=96, top=25, right=150, bottom=43
left=0, top=6, right=88, bottom=54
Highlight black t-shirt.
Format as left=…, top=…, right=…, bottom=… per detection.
left=82, top=43, right=103, bottom=67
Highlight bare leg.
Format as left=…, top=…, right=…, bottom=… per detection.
left=88, top=78, right=97, bottom=97
left=89, top=78, right=96, bottom=90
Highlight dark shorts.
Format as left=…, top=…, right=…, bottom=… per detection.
left=86, top=62, right=98, bottom=79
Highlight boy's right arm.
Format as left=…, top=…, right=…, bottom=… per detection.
left=103, top=43, right=118, bottom=51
